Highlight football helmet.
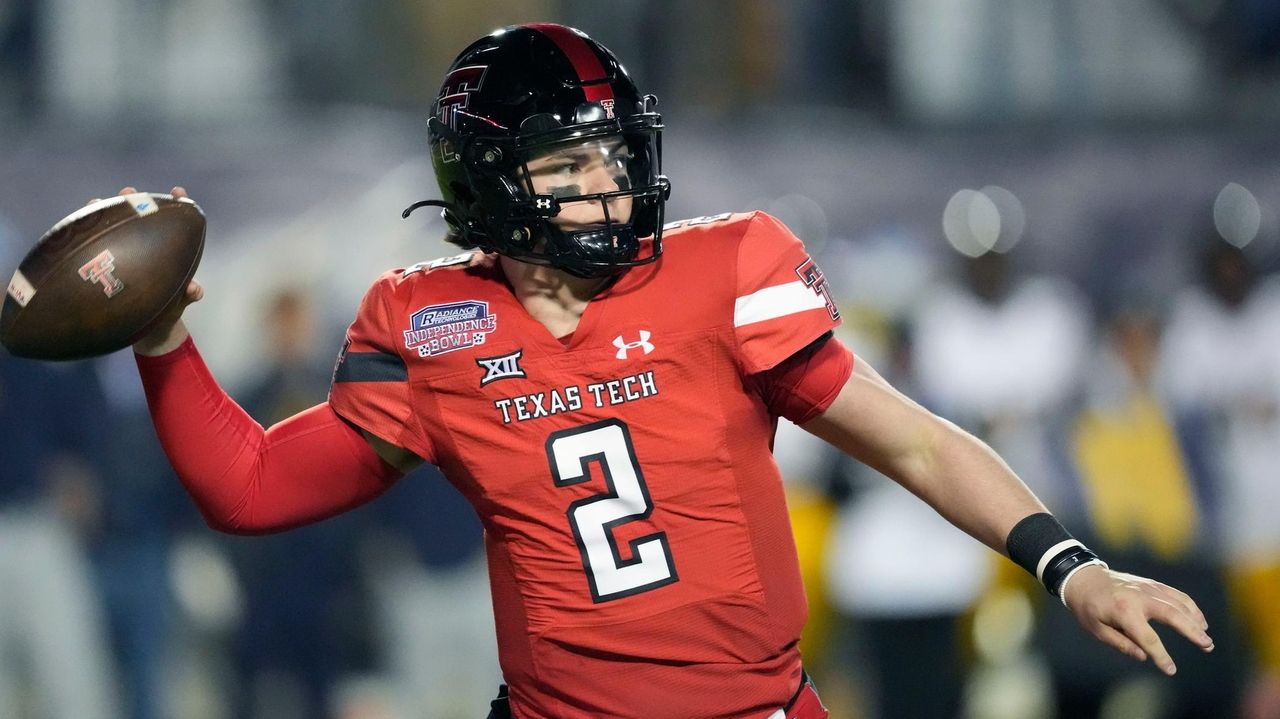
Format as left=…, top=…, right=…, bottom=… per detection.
left=404, top=23, right=671, bottom=278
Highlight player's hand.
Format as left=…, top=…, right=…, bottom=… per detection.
left=1062, top=564, right=1214, bottom=675
left=121, top=185, right=204, bottom=356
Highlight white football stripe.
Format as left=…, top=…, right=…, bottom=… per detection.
left=49, top=196, right=129, bottom=235
left=7, top=270, right=35, bottom=307
left=125, top=192, right=159, bottom=216
left=734, top=281, right=826, bottom=327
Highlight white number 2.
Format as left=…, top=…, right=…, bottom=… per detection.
left=546, top=419, right=678, bottom=602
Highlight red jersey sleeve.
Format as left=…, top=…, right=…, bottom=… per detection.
left=732, top=212, right=843, bottom=374
left=751, top=332, right=855, bottom=424
left=329, top=272, right=435, bottom=464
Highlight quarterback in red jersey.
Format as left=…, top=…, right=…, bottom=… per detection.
left=329, top=210, right=845, bottom=716
left=130, top=22, right=1213, bottom=719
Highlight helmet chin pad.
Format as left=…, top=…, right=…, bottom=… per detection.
left=546, top=223, right=640, bottom=278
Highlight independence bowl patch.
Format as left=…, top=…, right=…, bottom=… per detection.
left=404, top=300, right=498, bottom=357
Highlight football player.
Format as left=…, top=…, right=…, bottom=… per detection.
left=128, top=23, right=1213, bottom=719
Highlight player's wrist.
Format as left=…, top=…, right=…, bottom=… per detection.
left=1005, top=512, right=1107, bottom=602
left=1056, top=559, right=1109, bottom=610
left=133, top=319, right=191, bottom=357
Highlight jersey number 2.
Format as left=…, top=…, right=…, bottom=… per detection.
left=546, top=419, right=679, bottom=602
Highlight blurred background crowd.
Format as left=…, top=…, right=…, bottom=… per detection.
left=3, top=1, right=1280, bottom=718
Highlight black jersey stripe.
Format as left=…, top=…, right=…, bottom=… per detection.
left=333, top=351, right=408, bottom=383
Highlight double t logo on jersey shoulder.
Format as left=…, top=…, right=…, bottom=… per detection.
left=795, top=257, right=840, bottom=321
left=476, top=349, right=526, bottom=386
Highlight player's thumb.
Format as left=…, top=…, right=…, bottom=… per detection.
left=184, top=279, right=204, bottom=306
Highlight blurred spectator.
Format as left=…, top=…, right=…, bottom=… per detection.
left=241, top=290, right=334, bottom=420
left=90, top=349, right=195, bottom=719
left=912, top=249, right=1091, bottom=514
left=361, top=469, right=494, bottom=719
left=0, top=351, right=120, bottom=718
left=1159, top=239, right=1280, bottom=719
left=0, top=0, right=39, bottom=117
left=907, top=249, right=1091, bottom=716
left=230, top=288, right=375, bottom=719
left=824, top=319, right=989, bottom=718
left=1037, top=301, right=1242, bottom=717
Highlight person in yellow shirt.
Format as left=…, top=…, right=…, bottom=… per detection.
left=1061, top=301, right=1241, bottom=717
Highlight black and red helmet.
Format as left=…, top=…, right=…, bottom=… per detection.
left=405, top=23, right=671, bottom=278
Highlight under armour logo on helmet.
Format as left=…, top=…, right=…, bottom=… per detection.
left=612, top=330, right=654, bottom=359
left=534, top=196, right=556, bottom=211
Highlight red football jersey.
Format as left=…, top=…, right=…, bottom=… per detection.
left=330, top=211, right=843, bottom=718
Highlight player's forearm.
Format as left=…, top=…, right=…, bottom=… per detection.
left=134, top=337, right=400, bottom=534
left=898, top=415, right=1048, bottom=552
left=803, top=359, right=1046, bottom=554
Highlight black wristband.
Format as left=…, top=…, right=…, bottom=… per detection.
left=1040, top=544, right=1102, bottom=598
left=1006, top=512, right=1102, bottom=597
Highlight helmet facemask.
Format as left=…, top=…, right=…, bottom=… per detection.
left=420, top=100, right=670, bottom=279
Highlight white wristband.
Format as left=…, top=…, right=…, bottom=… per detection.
left=1058, top=558, right=1108, bottom=609
left=1035, top=539, right=1084, bottom=585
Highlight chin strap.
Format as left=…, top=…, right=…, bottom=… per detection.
left=402, top=199, right=485, bottom=249
left=401, top=198, right=455, bottom=219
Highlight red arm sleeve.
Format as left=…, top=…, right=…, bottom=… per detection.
left=135, top=336, right=401, bottom=535
left=750, top=333, right=855, bottom=424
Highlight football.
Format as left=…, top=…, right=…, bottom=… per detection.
left=1, top=193, right=205, bottom=361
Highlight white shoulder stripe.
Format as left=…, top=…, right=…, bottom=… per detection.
left=734, top=281, right=826, bottom=327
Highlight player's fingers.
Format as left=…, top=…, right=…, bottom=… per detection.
left=1120, top=614, right=1177, bottom=675
left=185, top=279, right=204, bottom=304
left=1155, top=584, right=1209, bottom=630
left=1144, top=584, right=1202, bottom=627
left=1147, top=596, right=1215, bottom=652
left=117, top=186, right=137, bottom=196
left=170, top=186, right=188, bottom=199
left=1093, top=623, right=1148, bottom=662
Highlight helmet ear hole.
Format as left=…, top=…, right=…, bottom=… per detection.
left=449, top=181, right=476, bottom=207
left=505, top=224, right=535, bottom=250
left=468, top=142, right=506, bottom=170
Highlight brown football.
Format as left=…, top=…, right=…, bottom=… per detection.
left=1, top=193, right=205, bottom=361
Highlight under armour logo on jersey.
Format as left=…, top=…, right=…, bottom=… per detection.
left=476, top=349, right=526, bottom=386
left=612, top=331, right=654, bottom=359
left=78, top=250, right=125, bottom=298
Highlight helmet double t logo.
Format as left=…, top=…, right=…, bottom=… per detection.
left=436, top=65, right=489, bottom=163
